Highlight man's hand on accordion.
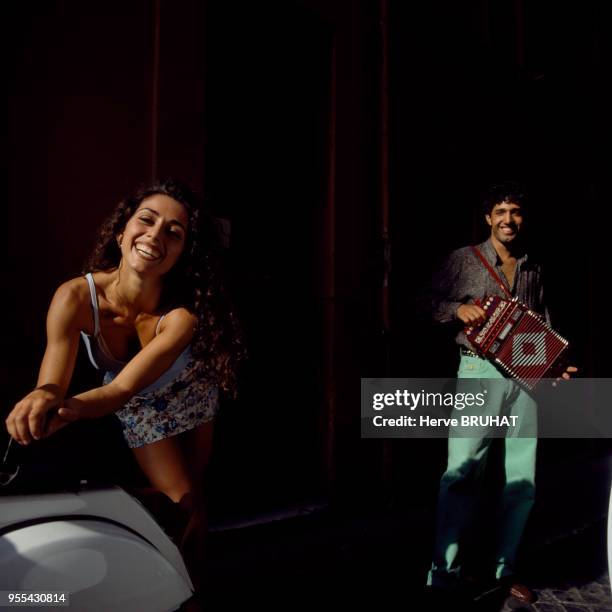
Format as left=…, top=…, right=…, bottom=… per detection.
left=553, top=366, right=579, bottom=386
left=456, top=304, right=487, bottom=325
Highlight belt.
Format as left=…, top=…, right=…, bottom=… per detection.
left=460, top=347, right=479, bottom=357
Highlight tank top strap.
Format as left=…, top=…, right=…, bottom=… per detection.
left=84, top=273, right=101, bottom=336
left=155, top=313, right=167, bottom=336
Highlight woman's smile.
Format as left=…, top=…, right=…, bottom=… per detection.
left=134, top=242, right=163, bottom=262
left=120, top=194, right=189, bottom=275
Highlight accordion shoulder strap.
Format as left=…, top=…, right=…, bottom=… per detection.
left=470, top=246, right=512, bottom=299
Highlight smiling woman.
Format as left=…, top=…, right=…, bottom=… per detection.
left=120, top=196, right=188, bottom=273
left=4, top=178, right=245, bottom=608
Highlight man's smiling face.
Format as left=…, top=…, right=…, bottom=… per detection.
left=486, top=200, right=524, bottom=246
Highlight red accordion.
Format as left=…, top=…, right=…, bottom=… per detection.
left=465, top=296, right=569, bottom=389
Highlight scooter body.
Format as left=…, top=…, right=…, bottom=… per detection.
left=0, top=486, right=193, bottom=612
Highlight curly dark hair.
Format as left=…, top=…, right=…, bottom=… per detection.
left=482, top=181, right=528, bottom=216
left=83, top=178, right=244, bottom=397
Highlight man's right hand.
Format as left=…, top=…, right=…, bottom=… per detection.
left=456, top=304, right=487, bottom=326
left=5, top=385, right=62, bottom=445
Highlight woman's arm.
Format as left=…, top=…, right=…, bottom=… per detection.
left=57, top=308, right=197, bottom=423
left=5, top=279, right=86, bottom=444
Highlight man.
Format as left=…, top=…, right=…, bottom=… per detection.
left=426, top=182, right=575, bottom=606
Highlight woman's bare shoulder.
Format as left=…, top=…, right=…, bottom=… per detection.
left=159, top=307, right=197, bottom=333
left=53, top=276, right=90, bottom=303
left=89, top=270, right=116, bottom=289
left=49, top=277, right=93, bottom=328
left=163, top=307, right=197, bottom=323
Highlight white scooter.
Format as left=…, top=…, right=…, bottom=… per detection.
left=0, top=440, right=194, bottom=612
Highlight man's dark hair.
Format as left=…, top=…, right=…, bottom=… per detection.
left=482, top=181, right=527, bottom=216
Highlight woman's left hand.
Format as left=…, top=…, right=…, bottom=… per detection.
left=42, top=398, right=85, bottom=437
left=58, top=398, right=85, bottom=422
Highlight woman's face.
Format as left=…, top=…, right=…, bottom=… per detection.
left=118, top=194, right=190, bottom=277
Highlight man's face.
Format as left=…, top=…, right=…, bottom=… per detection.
left=486, top=200, right=524, bottom=245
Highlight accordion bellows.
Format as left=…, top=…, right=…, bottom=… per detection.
left=465, top=296, right=569, bottom=389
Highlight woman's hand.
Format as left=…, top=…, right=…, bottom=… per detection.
left=5, top=385, right=63, bottom=445
left=6, top=279, right=86, bottom=445
left=39, top=398, right=85, bottom=438
left=57, top=398, right=85, bottom=423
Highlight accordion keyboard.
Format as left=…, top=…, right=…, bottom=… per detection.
left=465, top=296, right=569, bottom=389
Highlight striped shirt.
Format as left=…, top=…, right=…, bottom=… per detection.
left=430, top=238, right=549, bottom=349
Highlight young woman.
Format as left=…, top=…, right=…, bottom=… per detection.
left=5, top=179, right=244, bottom=605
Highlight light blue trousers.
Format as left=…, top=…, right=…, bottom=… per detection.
left=427, top=354, right=537, bottom=587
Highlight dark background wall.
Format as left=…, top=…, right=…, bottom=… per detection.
left=2, top=0, right=610, bottom=527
